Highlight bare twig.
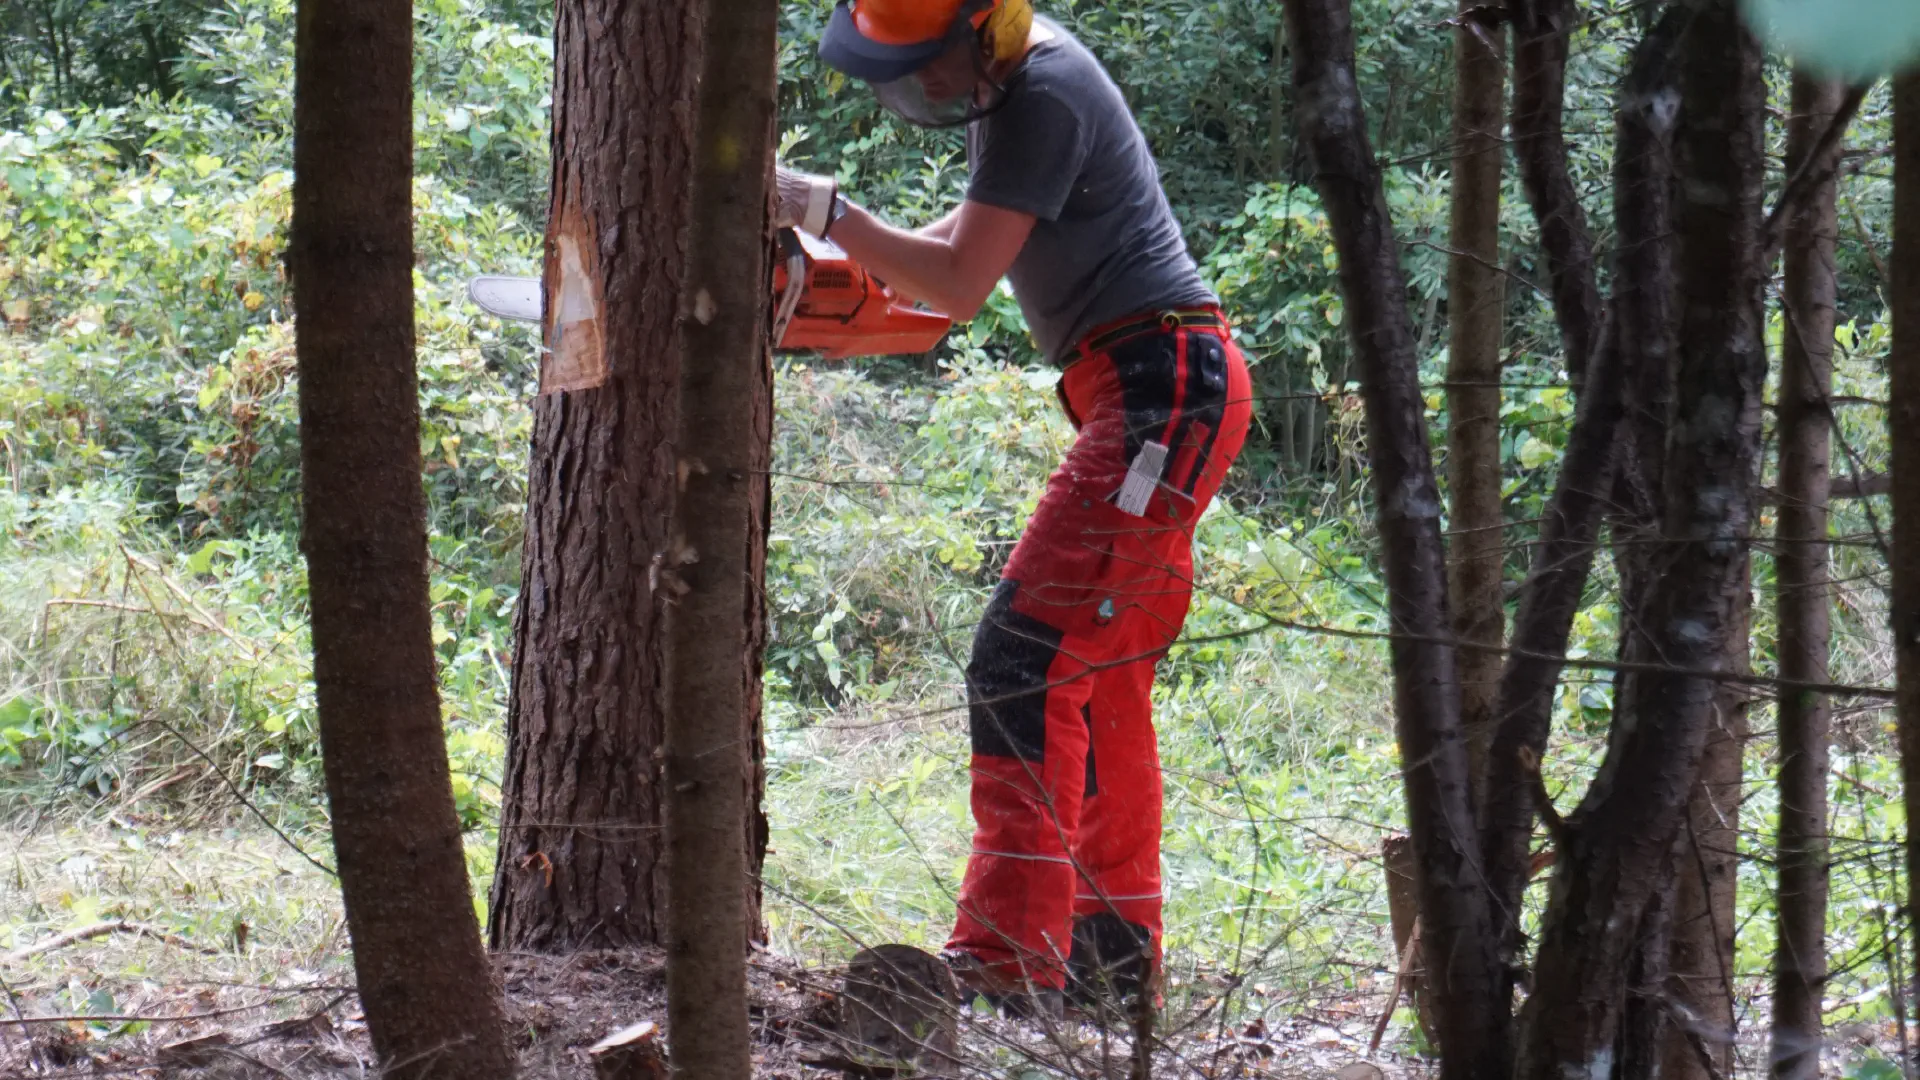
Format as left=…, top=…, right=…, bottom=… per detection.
left=5, top=919, right=220, bottom=962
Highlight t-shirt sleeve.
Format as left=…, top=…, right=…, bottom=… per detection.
left=966, top=88, right=1088, bottom=221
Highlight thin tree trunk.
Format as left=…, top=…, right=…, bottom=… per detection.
left=1282, top=2, right=1506, bottom=1075
left=1509, top=0, right=1603, bottom=386
left=1480, top=5, right=1686, bottom=1029
left=1446, top=0, right=1507, bottom=800
left=661, top=0, right=776, bottom=1074
left=1890, top=72, right=1920, bottom=1054
left=489, top=0, right=768, bottom=951
left=1513, top=7, right=1766, bottom=1075
left=290, top=0, right=511, bottom=1074
left=1770, top=70, right=1845, bottom=1080
left=1663, top=565, right=1751, bottom=1080
left=1270, top=17, right=1289, bottom=181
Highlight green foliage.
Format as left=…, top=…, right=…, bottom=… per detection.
left=0, top=0, right=1912, bottom=1060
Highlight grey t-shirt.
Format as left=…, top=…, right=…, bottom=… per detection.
left=966, top=21, right=1216, bottom=365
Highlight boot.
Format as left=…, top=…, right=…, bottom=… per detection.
left=1066, top=913, right=1154, bottom=1028
left=941, top=950, right=1066, bottom=1021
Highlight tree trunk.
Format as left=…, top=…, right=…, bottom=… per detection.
left=661, top=0, right=776, bottom=1074
left=1509, top=0, right=1603, bottom=386
left=1618, top=851, right=1677, bottom=1079
left=1446, top=0, right=1506, bottom=800
left=1891, top=72, right=1920, bottom=1051
left=1769, top=70, right=1844, bottom=1080
left=1512, top=7, right=1766, bottom=1076
left=1479, top=5, right=1686, bottom=1032
left=1281, top=2, right=1506, bottom=1075
left=290, top=0, right=512, bottom=1074
left=1663, top=564, right=1751, bottom=1079
left=489, top=0, right=768, bottom=951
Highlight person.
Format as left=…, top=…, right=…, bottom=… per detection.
left=777, top=0, right=1253, bottom=1020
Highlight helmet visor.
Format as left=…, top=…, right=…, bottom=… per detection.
left=868, top=32, right=1010, bottom=128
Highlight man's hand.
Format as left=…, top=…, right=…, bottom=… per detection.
left=775, top=166, right=838, bottom=237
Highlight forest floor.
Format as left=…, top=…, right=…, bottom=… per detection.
left=0, top=821, right=1429, bottom=1079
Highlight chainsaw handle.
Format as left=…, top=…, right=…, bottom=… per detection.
left=771, top=228, right=807, bottom=347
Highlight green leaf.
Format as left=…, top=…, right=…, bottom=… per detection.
left=1847, top=1059, right=1903, bottom=1080
left=0, top=695, right=35, bottom=732
left=1517, top=436, right=1555, bottom=470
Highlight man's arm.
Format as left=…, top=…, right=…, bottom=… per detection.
left=828, top=199, right=1033, bottom=320
left=918, top=207, right=961, bottom=242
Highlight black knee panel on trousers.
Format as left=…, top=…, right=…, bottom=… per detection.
left=965, top=580, right=1062, bottom=762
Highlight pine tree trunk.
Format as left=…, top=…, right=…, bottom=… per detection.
left=1890, top=72, right=1920, bottom=1046
left=1769, top=70, right=1844, bottom=1080
left=290, top=0, right=511, bottom=1073
left=661, top=0, right=776, bottom=1073
left=489, top=0, right=769, bottom=951
left=1513, top=5, right=1765, bottom=1074
left=1662, top=565, right=1751, bottom=1079
left=1282, top=2, right=1507, bottom=1075
left=1445, top=0, right=1506, bottom=799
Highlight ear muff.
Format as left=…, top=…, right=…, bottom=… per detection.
left=978, top=0, right=1033, bottom=64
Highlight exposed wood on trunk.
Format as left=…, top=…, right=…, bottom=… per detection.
left=1480, top=5, right=1686, bottom=1029
left=1890, top=72, right=1920, bottom=1052
left=1513, top=7, right=1766, bottom=1075
left=1509, top=0, right=1603, bottom=385
left=1281, top=1, right=1505, bottom=1073
left=1446, top=0, right=1507, bottom=800
left=490, top=0, right=768, bottom=951
left=1664, top=565, right=1751, bottom=1080
left=1769, top=71, right=1845, bottom=1080
left=661, top=0, right=777, bottom=1073
left=290, top=0, right=511, bottom=1071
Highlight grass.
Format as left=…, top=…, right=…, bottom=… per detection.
left=0, top=359, right=1908, bottom=1077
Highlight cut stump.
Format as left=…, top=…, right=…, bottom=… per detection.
left=839, top=944, right=958, bottom=1075
left=589, top=1020, right=668, bottom=1080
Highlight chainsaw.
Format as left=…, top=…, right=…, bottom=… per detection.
left=467, top=229, right=952, bottom=360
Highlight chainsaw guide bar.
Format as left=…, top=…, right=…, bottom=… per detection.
left=466, top=228, right=952, bottom=361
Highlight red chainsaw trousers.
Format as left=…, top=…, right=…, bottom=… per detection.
left=946, top=312, right=1252, bottom=992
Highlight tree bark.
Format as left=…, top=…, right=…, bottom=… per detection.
left=1282, top=2, right=1506, bottom=1074
left=290, top=0, right=512, bottom=1074
left=489, top=0, right=768, bottom=951
left=1513, top=7, right=1766, bottom=1076
left=1509, top=0, right=1603, bottom=386
left=661, top=0, right=777, bottom=1074
left=1617, top=849, right=1677, bottom=1079
left=1769, top=70, right=1844, bottom=1080
left=1663, top=563, right=1750, bottom=1080
left=1446, top=0, right=1507, bottom=800
left=1891, top=72, right=1920, bottom=1052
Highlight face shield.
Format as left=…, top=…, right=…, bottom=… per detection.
left=819, top=1, right=1015, bottom=129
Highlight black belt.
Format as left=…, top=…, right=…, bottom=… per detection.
left=1078, top=308, right=1228, bottom=358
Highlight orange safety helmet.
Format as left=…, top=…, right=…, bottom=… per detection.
left=819, top=0, right=1034, bottom=125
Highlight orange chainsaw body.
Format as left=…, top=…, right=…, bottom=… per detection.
left=773, top=229, right=952, bottom=359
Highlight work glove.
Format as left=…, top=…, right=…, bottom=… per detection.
left=775, top=165, right=840, bottom=238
